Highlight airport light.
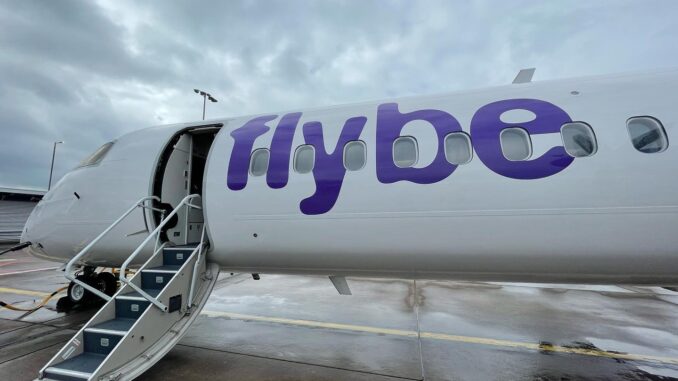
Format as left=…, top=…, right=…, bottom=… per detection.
left=48, top=141, right=63, bottom=191
left=193, top=88, right=218, bottom=120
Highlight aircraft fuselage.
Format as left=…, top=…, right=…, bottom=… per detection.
left=22, top=69, right=678, bottom=284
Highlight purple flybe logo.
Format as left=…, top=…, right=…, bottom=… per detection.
left=227, top=98, right=574, bottom=215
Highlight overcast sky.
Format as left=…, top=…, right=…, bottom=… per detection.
left=1, top=0, right=678, bottom=189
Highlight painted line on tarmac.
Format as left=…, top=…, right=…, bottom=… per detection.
left=201, top=310, right=678, bottom=366
left=0, top=287, right=54, bottom=297
left=0, top=266, right=59, bottom=276
left=1, top=286, right=674, bottom=366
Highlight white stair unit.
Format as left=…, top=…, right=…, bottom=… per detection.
left=37, top=194, right=219, bottom=381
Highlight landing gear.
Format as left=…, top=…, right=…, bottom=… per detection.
left=95, top=272, right=118, bottom=296
left=63, top=268, right=120, bottom=310
left=67, top=276, right=89, bottom=304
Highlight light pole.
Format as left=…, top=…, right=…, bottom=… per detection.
left=48, top=141, right=63, bottom=191
left=193, top=89, right=217, bottom=120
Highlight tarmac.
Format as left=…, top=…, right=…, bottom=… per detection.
left=1, top=243, right=677, bottom=380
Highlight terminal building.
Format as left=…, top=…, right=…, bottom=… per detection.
left=0, top=186, right=45, bottom=243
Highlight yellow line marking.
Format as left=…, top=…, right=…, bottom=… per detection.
left=0, top=287, right=674, bottom=366
left=0, top=287, right=53, bottom=297
left=202, top=310, right=678, bottom=366
left=203, top=311, right=417, bottom=337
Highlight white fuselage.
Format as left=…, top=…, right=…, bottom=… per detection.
left=22, top=69, right=678, bottom=284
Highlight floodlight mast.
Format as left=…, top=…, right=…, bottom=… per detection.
left=193, top=88, right=218, bottom=120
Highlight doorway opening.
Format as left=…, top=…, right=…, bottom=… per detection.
left=152, top=124, right=222, bottom=246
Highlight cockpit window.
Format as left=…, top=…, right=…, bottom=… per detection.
left=78, top=141, right=115, bottom=167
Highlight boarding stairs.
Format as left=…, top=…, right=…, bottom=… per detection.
left=37, top=195, right=220, bottom=381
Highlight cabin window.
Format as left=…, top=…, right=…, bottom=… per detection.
left=343, top=140, right=366, bottom=171
left=444, top=132, right=473, bottom=165
left=561, top=122, right=597, bottom=157
left=500, top=127, right=532, bottom=161
left=249, top=148, right=270, bottom=176
left=293, top=145, right=315, bottom=174
left=393, top=136, right=418, bottom=168
left=78, top=141, right=115, bottom=167
left=627, top=116, right=668, bottom=153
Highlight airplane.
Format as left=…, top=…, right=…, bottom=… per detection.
left=13, top=68, right=678, bottom=380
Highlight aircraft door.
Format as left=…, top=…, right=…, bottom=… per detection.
left=161, top=133, right=192, bottom=245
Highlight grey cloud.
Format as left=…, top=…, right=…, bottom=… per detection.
left=1, top=0, right=678, bottom=188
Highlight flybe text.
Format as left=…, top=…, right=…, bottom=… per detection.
left=227, top=98, right=574, bottom=215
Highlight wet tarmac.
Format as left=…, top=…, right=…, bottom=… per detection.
left=0, top=245, right=677, bottom=380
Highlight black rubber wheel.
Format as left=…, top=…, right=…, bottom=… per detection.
left=96, top=272, right=118, bottom=296
left=67, top=275, right=90, bottom=304
left=56, top=296, right=74, bottom=312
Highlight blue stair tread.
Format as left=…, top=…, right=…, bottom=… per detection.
left=50, top=352, right=106, bottom=373
left=165, top=243, right=199, bottom=249
left=124, top=288, right=162, bottom=298
left=91, top=318, right=136, bottom=332
left=146, top=265, right=181, bottom=272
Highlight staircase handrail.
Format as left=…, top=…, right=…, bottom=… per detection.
left=187, top=225, right=208, bottom=308
left=65, top=196, right=160, bottom=302
left=119, top=194, right=202, bottom=311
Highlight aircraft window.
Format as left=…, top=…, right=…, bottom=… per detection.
left=249, top=148, right=270, bottom=176
left=627, top=116, right=668, bottom=153
left=393, top=136, right=418, bottom=168
left=343, top=140, right=366, bottom=171
left=294, top=145, right=315, bottom=174
left=561, top=122, right=597, bottom=157
left=77, top=141, right=115, bottom=167
left=444, top=132, right=473, bottom=165
left=500, top=127, right=532, bottom=161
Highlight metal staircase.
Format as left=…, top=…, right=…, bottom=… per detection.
left=37, top=195, right=220, bottom=381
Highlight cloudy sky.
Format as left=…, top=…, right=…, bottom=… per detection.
left=1, top=0, right=677, bottom=189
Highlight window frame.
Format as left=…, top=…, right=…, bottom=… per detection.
left=343, top=140, right=367, bottom=171
left=77, top=141, right=116, bottom=168
left=249, top=148, right=270, bottom=177
left=444, top=132, right=473, bottom=165
left=392, top=136, right=419, bottom=168
left=626, top=116, right=669, bottom=154
left=560, top=121, right=598, bottom=158
left=499, top=127, right=533, bottom=161
left=293, top=144, right=316, bottom=174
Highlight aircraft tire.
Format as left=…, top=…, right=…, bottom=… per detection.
left=96, top=272, right=118, bottom=296
left=67, top=275, right=90, bottom=304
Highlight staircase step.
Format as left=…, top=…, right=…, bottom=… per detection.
left=84, top=330, right=123, bottom=355
left=118, top=288, right=161, bottom=299
left=44, top=368, right=91, bottom=381
left=167, top=243, right=201, bottom=248
left=115, top=297, right=150, bottom=319
left=89, top=318, right=136, bottom=333
left=162, top=245, right=198, bottom=266
left=44, top=353, right=105, bottom=380
left=141, top=271, right=173, bottom=289
left=144, top=265, right=181, bottom=272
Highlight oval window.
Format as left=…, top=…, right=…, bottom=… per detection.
left=561, top=122, right=597, bottom=157
left=343, top=140, right=366, bottom=171
left=294, top=145, right=315, bottom=174
left=393, top=136, right=418, bottom=168
left=249, top=149, right=270, bottom=176
left=444, top=132, right=473, bottom=165
left=627, top=116, right=668, bottom=153
left=500, top=128, right=532, bottom=161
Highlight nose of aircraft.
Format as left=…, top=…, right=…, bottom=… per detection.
left=20, top=185, right=69, bottom=260
left=20, top=194, right=49, bottom=250
left=20, top=201, right=40, bottom=244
